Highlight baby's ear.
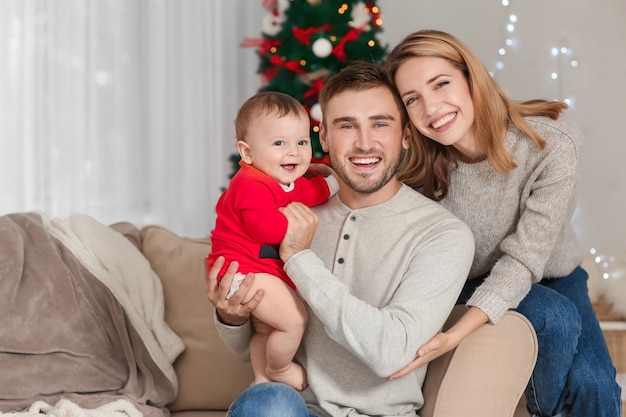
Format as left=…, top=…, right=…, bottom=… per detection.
left=236, top=140, right=253, bottom=164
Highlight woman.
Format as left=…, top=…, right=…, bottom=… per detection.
left=385, top=29, right=621, bottom=417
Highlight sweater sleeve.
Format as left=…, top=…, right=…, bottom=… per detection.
left=294, top=175, right=333, bottom=207
left=468, top=121, right=580, bottom=323
left=213, top=311, right=253, bottom=362
left=284, top=220, right=474, bottom=378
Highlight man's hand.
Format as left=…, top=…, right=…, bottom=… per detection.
left=204, top=256, right=263, bottom=326
left=278, top=202, right=319, bottom=262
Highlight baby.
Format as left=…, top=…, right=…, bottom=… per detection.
left=207, top=91, right=337, bottom=390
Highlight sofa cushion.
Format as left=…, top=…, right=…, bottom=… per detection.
left=139, top=225, right=254, bottom=412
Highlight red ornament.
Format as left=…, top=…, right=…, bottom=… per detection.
left=261, top=67, right=279, bottom=84
left=332, top=28, right=364, bottom=63
left=269, top=54, right=307, bottom=74
left=303, top=78, right=325, bottom=99
left=292, top=24, right=332, bottom=45
left=240, top=38, right=281, bottom=56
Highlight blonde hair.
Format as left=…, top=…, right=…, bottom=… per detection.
left=235, top=91, right=308, bottom=142
left=384, top=29, right=567, bottom=200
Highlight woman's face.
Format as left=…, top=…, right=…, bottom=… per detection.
left=394, top=56, right=480, bottom=159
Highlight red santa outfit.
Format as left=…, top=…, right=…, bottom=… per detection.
left=208, top=162, right=333, bottom=290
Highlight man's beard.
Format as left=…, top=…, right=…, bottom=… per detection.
left=330, top=147, right=406, bottom=194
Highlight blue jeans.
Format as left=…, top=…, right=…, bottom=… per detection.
left=226, top=382, right=318, bottom=417
left=460, top=267, right=622, bottom=417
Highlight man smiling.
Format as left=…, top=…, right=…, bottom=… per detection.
left=205, top=62, right=475, bottom=417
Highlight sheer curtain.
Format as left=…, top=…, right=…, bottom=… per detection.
left=0, top=0, right=260, bottom=237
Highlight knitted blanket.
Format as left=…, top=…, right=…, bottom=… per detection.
left=0, top=213, right=185, bottom=417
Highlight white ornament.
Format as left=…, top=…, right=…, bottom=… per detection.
left=262, top=12, right=285, bottom=36
left=351, top=1, right=371, bottom=30
left=312, top=38, right=333, bottom=58
left=309, top=103, right=323, bottom=121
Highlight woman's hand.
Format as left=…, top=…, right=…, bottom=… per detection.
left=204, top=256, right=263, bottom=326
left=278, top=202, right=319, bottom=262
left=388, top=332, right=458, bottom=380
left=388, top=306, right=490, bottom=380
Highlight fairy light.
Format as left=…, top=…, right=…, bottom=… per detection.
left=491, top=1, right=517, bottom=78
left=550, top=37, right=578, bottom=104
left=491, top=2, right=578, bottom=110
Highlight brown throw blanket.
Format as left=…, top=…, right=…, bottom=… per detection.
left=0, top=213, right=184, bottom=417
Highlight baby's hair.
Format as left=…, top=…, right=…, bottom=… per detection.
left=235, top=91, right=308, bottom=142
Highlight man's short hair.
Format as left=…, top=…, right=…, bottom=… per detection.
left=318, top=61, right=408, bottom=128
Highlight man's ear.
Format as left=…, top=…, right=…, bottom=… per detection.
left=237, top=140, right=253, bottom=164
left=319, top=122, right=329, bottom=153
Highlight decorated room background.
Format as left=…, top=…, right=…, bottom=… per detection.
left=1, top=0, right=625, bottom=282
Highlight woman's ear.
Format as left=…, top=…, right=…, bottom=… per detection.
left=401, top=124, right=412, bottom=150
left=237, top=140, right=253, bottom=164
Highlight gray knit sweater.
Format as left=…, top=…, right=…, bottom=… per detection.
left=440, top=116, right=585, bottom=323
left=216, top=184, right=474, bottom=417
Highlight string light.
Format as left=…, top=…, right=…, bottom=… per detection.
left=490, top=1, right=516, bottom=78
left=491, top=1, right=578, bottom=108
left=550, top=37, right=578, bottom=104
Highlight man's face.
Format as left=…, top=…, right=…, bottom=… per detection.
left=320, top=86, right=411, bottom=207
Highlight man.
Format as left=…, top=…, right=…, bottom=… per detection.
left=205, top=62, right=475, bottom=417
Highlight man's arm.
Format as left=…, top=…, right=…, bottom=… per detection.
left=279, top=202, right=475, bottom=377
left=204, top=255, right=261, bottom=360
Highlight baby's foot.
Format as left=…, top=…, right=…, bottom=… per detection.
left=267, top=362, right=308, bottom=391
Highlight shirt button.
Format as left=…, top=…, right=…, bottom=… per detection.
left=338, top=258, right=344, bottom=264
left=343, top=234, right=350, bottom=240
left=350, top=215, right=357, bottom=222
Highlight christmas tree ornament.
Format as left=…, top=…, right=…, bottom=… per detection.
left=262, top=12, right=285, bottom=36
left=309, top=103, right=323, bottom=121
left=312, top=37, right=333, bottom=57
left=350, top=2, right=371, bottom=29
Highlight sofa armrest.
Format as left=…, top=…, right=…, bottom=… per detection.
left=421, top=306, right=537, bottom=417
left=110, top=221, right=143, bottom=251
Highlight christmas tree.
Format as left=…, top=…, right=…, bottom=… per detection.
left=233, top=0, right=387, bottom=176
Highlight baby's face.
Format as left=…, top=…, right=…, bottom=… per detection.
left=242, top=112, right=312, bottom=186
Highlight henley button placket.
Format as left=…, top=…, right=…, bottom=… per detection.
left=337, top=214, right=357, bottom=266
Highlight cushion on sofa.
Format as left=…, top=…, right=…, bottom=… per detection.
left=135, top=225, right=254, bottom=412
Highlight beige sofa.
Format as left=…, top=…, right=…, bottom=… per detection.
left=110, top=222, right=538, bottom=417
